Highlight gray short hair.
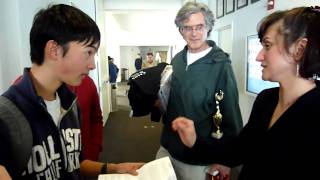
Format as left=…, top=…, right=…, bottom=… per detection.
left=175, top=1, right=215, bottom=36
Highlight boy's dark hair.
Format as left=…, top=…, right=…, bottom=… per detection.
left=147, top=52, right=153, bottom=56
left=30, top=4, right=101, bottom=65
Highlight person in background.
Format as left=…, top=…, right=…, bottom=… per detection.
left=142, top=52, right=158, bottom=69
left=172, top=6, right=320, bottom=180
left=108, top=56, right=119, bottom=88
left=69, top=75, right=103, bottom=161
left=156, top=2, right=243, bottom=180
left=0, top=4, right=143, bottom=179
left=134, top=53, right=142, bottom=71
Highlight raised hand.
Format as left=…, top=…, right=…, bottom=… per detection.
left=171, top=117, right=197, bottom=148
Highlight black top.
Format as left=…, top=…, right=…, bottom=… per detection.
left=188, top=87, right=320, bottom=179
left=135, top=58, right=142, bottom=71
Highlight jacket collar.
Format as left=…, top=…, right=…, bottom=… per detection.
left=8, top=68, right=76, bottom=110
left=181, top=40, right=231, bottom=64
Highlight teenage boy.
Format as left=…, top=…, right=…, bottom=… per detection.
left=0, top=4, right=143, bottom=179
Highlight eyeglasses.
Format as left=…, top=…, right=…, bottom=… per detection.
left=180, top=24, right=206, bottom=34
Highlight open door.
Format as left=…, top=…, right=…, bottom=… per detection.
left=96, top=0, right=112, bottom=125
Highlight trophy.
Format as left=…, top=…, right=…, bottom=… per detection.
left=211, top=90, right=224, bottom=139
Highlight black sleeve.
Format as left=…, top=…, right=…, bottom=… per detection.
left=183, top=135, right=240, bottom=167
left=183, top=91, right=269, bottom=167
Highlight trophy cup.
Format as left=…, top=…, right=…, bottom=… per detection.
left=211, top=90, right=224, bottom=139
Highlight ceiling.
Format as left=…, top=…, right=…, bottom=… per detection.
left=102, top=0, right=184, bottom=33
left=103, top=0, right=183, bottom=11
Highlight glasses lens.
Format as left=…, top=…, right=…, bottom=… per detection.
left=181, top=24, right=205, bottom=33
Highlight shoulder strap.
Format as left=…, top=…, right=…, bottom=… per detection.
left=0, top=96, right=33, bottom=177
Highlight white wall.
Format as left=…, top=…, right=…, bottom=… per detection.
left=0, top=0, right=23, bottom=94
left=95, top=0, right=111, bottom=123
left=209, top=0, right=319, bottom=124
left=119, top=46, right=139, bottom=79
left=104, top=0, right=181, bottom=11
left=0, top=0, right=57, bottom=94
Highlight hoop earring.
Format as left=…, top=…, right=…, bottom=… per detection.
left=296, top=64, right=300, bottom=77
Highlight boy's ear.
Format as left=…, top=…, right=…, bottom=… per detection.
left=44, top=40, right=61, bottom=60
left=293, top=38, right=308, bottom=61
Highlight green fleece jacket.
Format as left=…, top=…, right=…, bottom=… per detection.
left=160, top=40, right=243, bottom=165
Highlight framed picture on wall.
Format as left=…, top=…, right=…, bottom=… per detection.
left=226, top=0, right=235, bottom=14
left=216, top=0, right=224, bottom=19
left=237, top=0, right=248, bottom=9
left=251, top=0, right=260, bottom=3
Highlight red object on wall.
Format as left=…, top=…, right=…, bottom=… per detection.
left=267, top=0, right=275, bottom=10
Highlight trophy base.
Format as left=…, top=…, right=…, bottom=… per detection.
left=211, top=132, right=223, bottom=139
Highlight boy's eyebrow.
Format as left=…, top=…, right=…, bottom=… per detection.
left=88, top=45, right=98, bottom=51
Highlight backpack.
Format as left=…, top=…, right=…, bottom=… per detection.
left=0, top=95, right=33, bottom=178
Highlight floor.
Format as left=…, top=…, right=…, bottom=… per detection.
left=99, top=82, right=163, bottom=163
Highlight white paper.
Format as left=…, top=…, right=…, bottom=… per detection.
left=98, top=157, right=176, bottom=180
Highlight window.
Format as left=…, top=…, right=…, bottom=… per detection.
left=246, top=35, right=278, bottom=95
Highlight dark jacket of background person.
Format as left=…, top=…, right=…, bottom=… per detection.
left=135, top=57, right=142, bottom=71
left=160, top=40, right=243, bottom=164
left=69, top=75, right=103, bottom=161
left=108, top=60, right=119, bottom=83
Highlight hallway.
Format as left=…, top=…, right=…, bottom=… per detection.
left=99, top=82, right=163, bottom=163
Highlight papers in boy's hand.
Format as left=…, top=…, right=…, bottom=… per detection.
left=98, top=157, right=176, bottom=180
